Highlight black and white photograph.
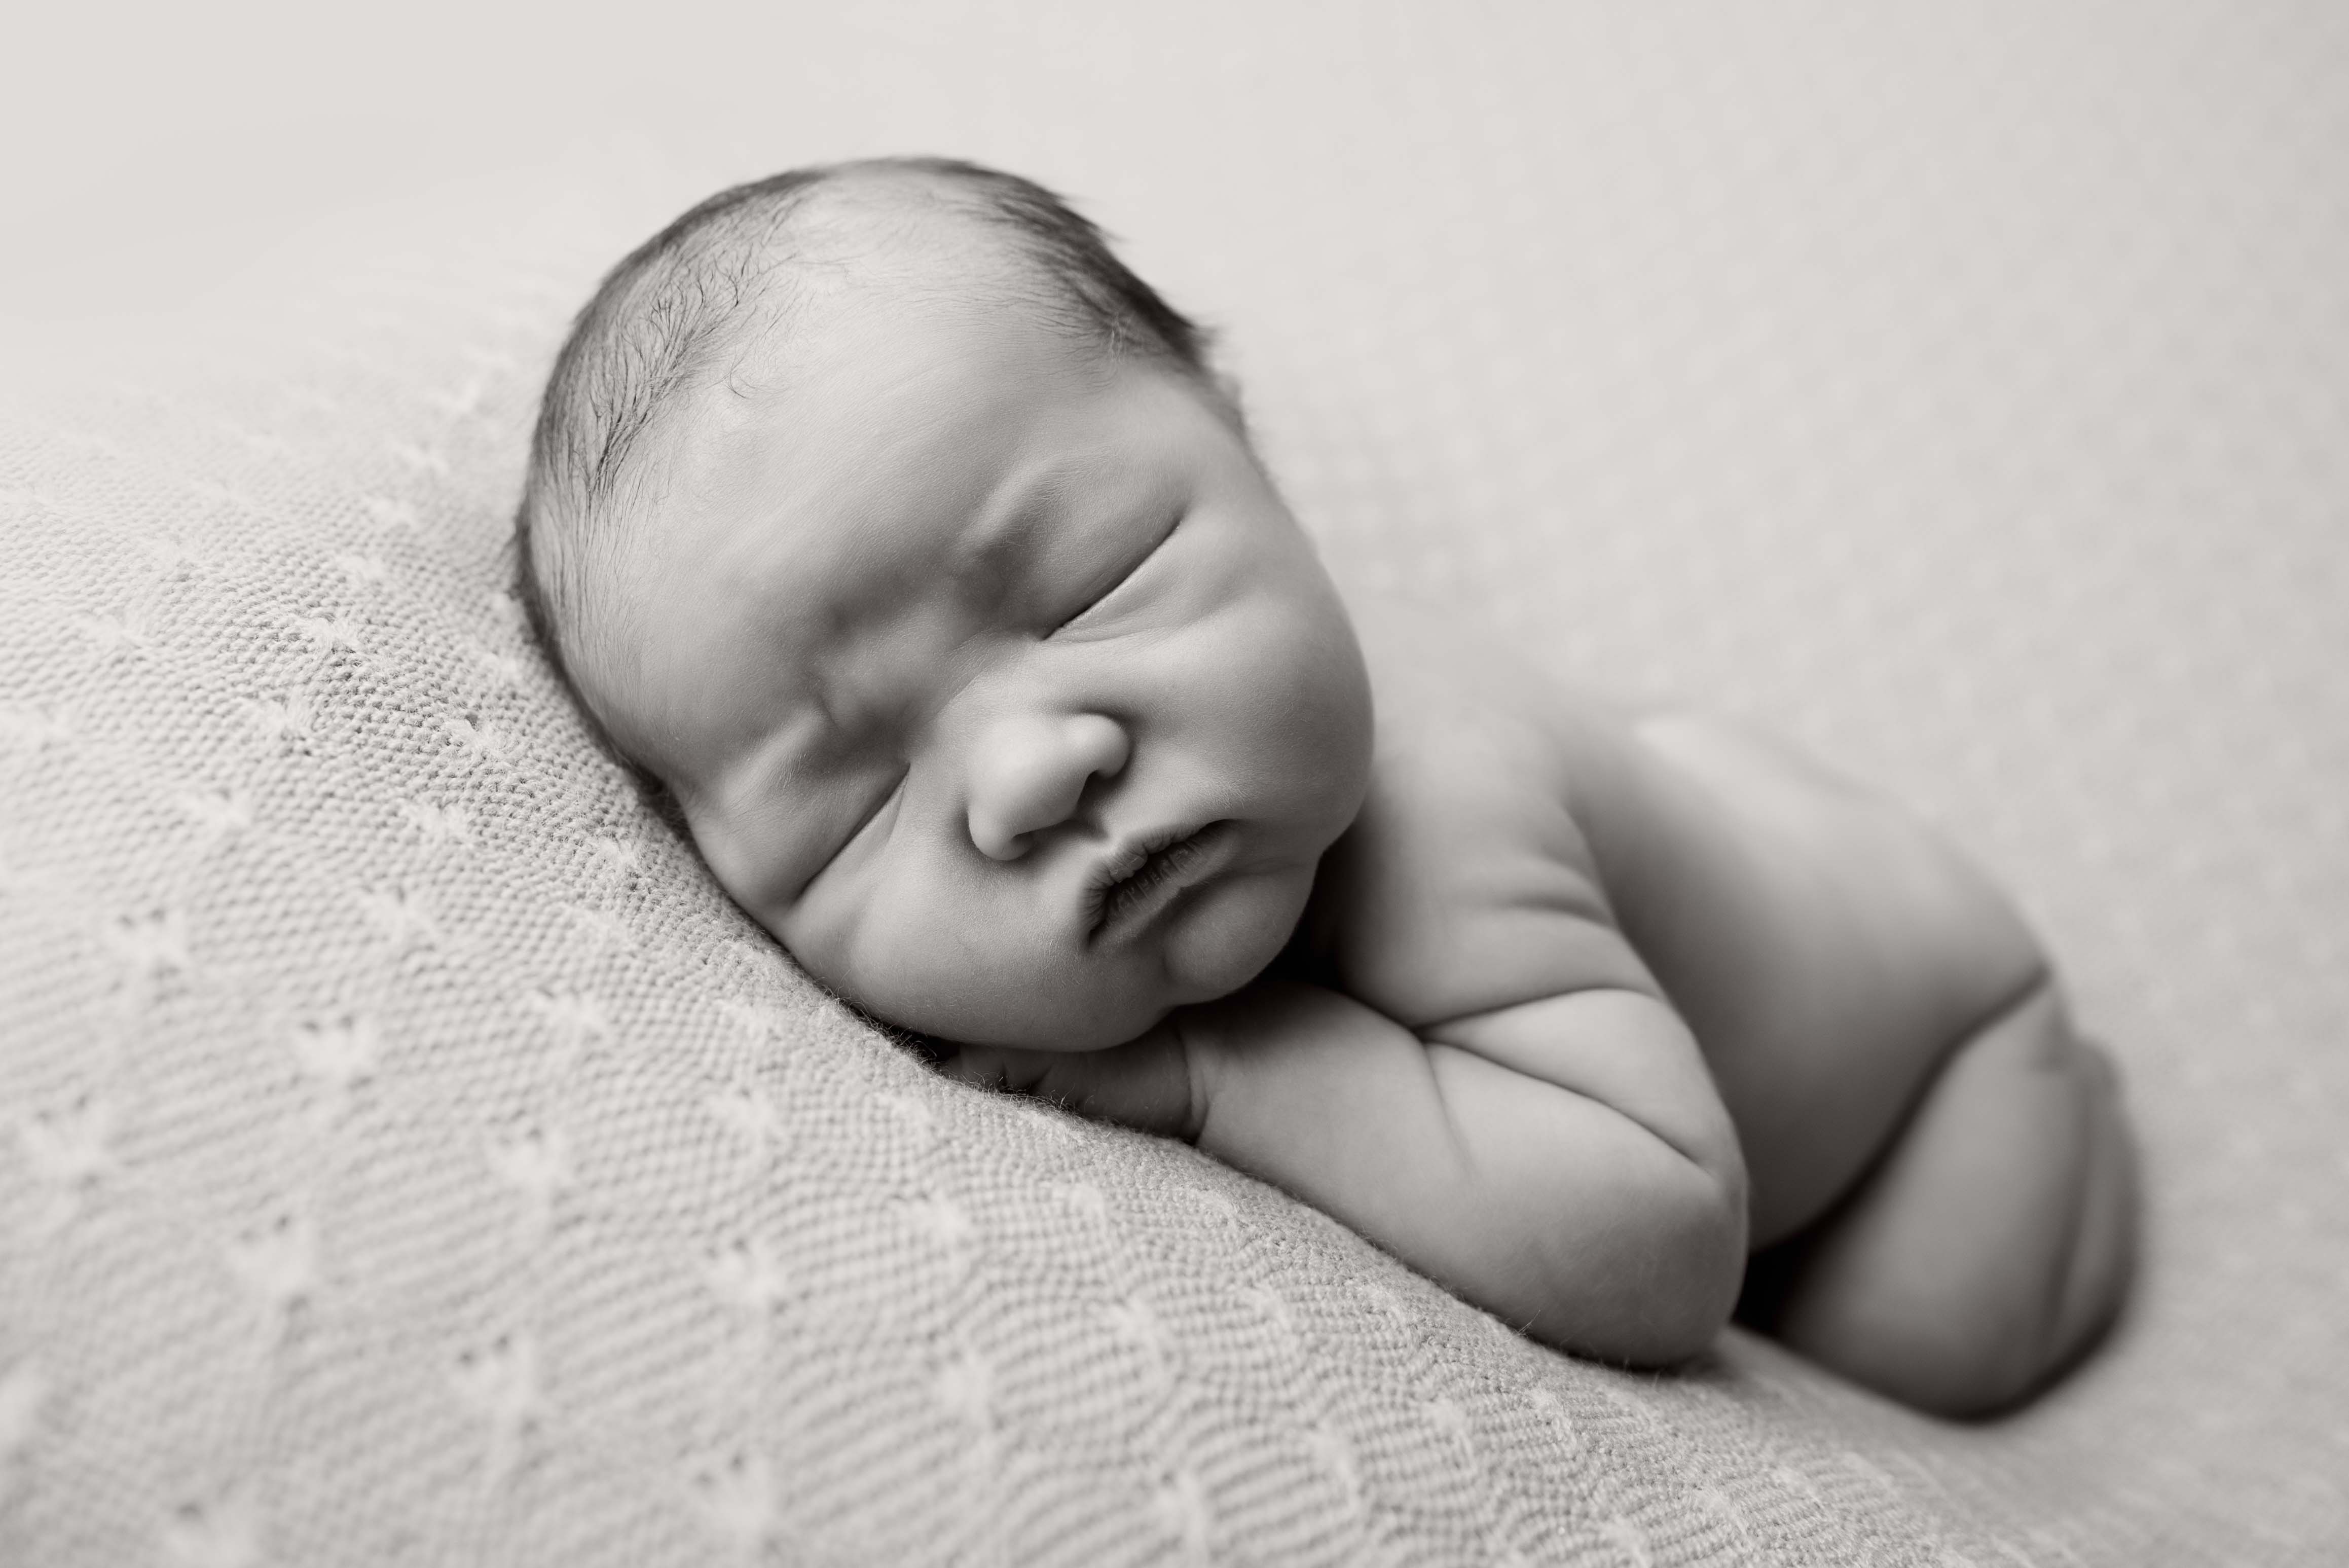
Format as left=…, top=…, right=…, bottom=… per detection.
left=2, top=4, right=2343, bottom=1563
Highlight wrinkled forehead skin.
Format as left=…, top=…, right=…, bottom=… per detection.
left=578, top=197, right=1121, bottom=811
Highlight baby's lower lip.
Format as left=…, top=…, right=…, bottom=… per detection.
left=1094, top=823, right=1235, bottom=944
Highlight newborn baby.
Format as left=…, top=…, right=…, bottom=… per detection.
left=516, top=157, right=2134, bottom=1417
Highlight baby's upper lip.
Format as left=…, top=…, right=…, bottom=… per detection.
left=1093, top=822, right=1197, bottom=885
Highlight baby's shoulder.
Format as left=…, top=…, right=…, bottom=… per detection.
left=1297, top=599, right=1656, bottom=1029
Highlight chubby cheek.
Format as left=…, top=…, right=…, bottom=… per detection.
left=818, top=853, right=1168, bottom=1050
left=1221, top=606, right=1372, bottom=836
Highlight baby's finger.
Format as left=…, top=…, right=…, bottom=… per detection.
left=1025, top=1030, right=1194, bottom=1138
left=940, top=1044, right=1044, bottom=1093
left=934, top=1045, right=997, bottom=1087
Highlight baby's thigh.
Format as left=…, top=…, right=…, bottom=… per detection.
left=1741, top=983, right=2136, bottom=1417
left=1622, top=711, right=2050, bottom=1242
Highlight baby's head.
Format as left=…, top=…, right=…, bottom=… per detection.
left=516, top=158, right=1371, bottom=1050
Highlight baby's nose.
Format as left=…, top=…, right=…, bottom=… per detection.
left=965, top=711, right=1131, bottom=861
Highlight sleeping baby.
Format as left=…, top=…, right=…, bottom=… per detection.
left=514, top=157, right=2135, bottom=1417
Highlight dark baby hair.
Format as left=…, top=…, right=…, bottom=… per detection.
left=512, top=156, right=1228, bottom=750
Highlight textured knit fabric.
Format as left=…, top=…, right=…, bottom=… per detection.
left=4, top=4, right=2347, bottom=1563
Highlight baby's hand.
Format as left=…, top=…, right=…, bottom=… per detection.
left=937, top=1023, right=1200, bottom=1141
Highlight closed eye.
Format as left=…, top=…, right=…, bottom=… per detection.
left=824, top=765, right=908, bottom=870
left=1050, top=515, right=1182, bottom=636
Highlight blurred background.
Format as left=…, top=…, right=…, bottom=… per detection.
left=15, top=1, right=2339, bottom=389
left=5, top=0, right=1341, bottom=379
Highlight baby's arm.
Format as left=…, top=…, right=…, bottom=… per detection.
left=945, top=967, right=1748, bottom=1366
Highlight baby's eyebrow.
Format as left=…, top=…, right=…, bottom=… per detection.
left=938, top=464, right=1071, bottom=601
left=783, top=466, right=1057, bottom=713
left=789, top=455, right=1120, bottom=756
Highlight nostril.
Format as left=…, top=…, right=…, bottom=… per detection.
left=968, top=804, right=1031, bottom=862
left=1068, top=713, right=1131, bottom=784
left=966, top=711, right=1131, bottom=861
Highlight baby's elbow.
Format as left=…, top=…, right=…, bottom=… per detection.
left=1549, top=1164, right=1748, bottom=1368
left=1644, top=1188, right=1749, bottom=1365
left=1631, top=1185, right=1748, bottom=1366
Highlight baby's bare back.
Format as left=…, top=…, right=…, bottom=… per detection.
left=1298, top=599, right=2048, bottom=1245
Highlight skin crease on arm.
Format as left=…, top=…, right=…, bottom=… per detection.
left=948, top=977, right=1750, bottom=1366
left=1205, top=981, right=1747, bottom=1364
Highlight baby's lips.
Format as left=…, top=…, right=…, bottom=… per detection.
left=1093, top=821, right=1239, bottom=945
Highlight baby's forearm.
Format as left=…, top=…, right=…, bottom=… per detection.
left=1170, top=981, right=1747, bottom=1364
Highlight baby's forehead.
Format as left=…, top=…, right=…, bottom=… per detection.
left=667, top=247, right=1151, bottom=569
left=673, top=395, right=1155, bottom=645
left=672, top=304, right=1081, bottom=573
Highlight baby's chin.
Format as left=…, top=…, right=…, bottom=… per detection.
left=1154, top=863, right=1312, bottom=1006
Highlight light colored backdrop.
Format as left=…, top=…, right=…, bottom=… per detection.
left=5, top=3, right=2346, bottom=1562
